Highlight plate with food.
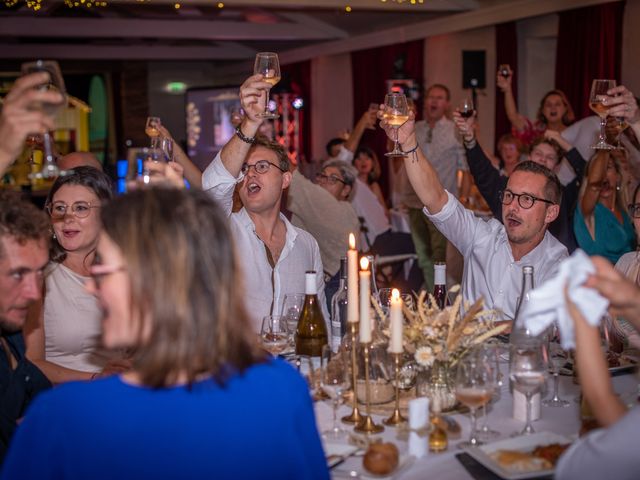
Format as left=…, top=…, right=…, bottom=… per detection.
left=461, top=431, right=571, bottom=479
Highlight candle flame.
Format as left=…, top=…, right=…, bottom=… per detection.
left=349, top=233, right=356, bottom=250
left=391, top=288, right=400, bottom=301
left=360, top=256, right=369, bottom=271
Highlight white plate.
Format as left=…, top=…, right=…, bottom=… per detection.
left=462, top=431, right=571, bottom=480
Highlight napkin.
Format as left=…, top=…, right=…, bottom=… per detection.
left=521, top=249, right=609, bottom=350
left=408, top=397, right=429, bottom=458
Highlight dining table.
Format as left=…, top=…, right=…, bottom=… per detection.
left=315, top=362, right=639, bottom=479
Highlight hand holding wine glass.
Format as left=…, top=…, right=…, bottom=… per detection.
left=604, top=85, right=639, bottom=125
left=496, top=64, right=512, bottom=92
left=383, top=93, right=411, bottom=157
left=253, top=52, right=281, bottom=119
left=452, top=109, right=476, bottom=143
left=589, top=79, right=617, bottom=150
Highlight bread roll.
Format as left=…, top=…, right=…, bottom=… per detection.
left=363, top=442, right=399, bottom=475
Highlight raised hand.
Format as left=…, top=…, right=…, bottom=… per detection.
left=606, top=85, right=639, bottom=124
left=377, top=105, right=416, bottom=147
left=238, top=74, right=272, bottom=125
left=452, top=109, right=476, bottom=143
left=496, top=65, right=513, bottom=92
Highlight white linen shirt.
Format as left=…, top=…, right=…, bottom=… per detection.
left=203, top=152, right=329, bottom=332
left=424, top=191, right=569, bottom=319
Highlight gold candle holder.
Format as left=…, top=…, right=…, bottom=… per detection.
left=355, top=342, right=384, bottom=434
left=384, top=352, right=406, bottom=426
left=342, top=322, right=363, bottom=425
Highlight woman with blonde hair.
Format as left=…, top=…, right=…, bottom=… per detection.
left=2, top=187, right=328, bottom=480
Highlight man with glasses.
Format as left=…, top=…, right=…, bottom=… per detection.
left=380, top=112, right=568, bottom=321
left=202, top=74, right=328, bottom=332
left=0, top=191, right=52, bottom=462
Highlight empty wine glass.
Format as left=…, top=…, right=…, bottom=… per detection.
left=320, top=345, right=350, bottom=440
left=476, top=344, right=502, bottom=441
left=589, top=79, right=617, bottom=150
left=509, top=340, right=548, bottom=435
left=542, top=337, right=570, bottom=408
left=254, top=52, right=281, bottom=119
left=383, top=93, right=410, bottom=157
left=161, top=137, right=174, bottom=163
left=260, top=315, right=289, bottom=356
left=282, top=293, right=305, bottom=346
left=145, top=117, right=162, bottom=149
left=459, top=98, right=475, bottom=119
left=455, top=355, right=494, bottom=447
left=21, top=60, right=68, bottom=180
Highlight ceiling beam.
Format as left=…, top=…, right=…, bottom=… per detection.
left=0, top=16, right=347, bottom=41
left=0, top=43, right=256, bottom=60
left=278, top=0, right=614, bottom=64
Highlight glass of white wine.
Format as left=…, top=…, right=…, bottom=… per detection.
left=145, top=117, right=162, bottom=149
left=20, top=60, right=68, bottom=180
left=509, top=340, right=548, bottom=436
left=254, top=52, right=281, bottom=120
left=589, top=79, right=617, bottom=150
left=383, top=93, right=410, bottom=157
left=260, top=315, right=289, bottom=356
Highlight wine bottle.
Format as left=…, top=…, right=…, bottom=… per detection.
left=330, top=257, right=348, bottom=353
left=511, top=265, right=535, bottom=342
left=296, top=270, right=328, bottom=357
left=433, top=262, right=447, bottom=309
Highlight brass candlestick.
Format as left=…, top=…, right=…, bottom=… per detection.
left=384, top=352, right=406, bottom=426
left=342, top=322, right=363, bottom=424
left=355, top=342, right=384, bottom=434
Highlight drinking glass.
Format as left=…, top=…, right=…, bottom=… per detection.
left=383, top=93, right=410, bottom=157
left=260, top=315, right=289, bottom=356
left=509, top=340, right=548, bottom=435
left=455, top=355, right=494, bottom=447
left=320, top=345, right=350, bottom=440
left=459, top=98, right=475, bottom=119
left=367, top=102, right=379, bottom=130
left=542, top=338, right=570, bottom=408
left=377, top=288, right=393, bottom=309
left=254, top=52, right=281, bottom=119
left=589, top=79, right=617, bottom=150
left=161, top=137, right=174, bottom=163
left=498, top=64, right=510, bottom=78
left=476, top=344, right=501, bottom=440
left=145, top=117, right=162, bottom=149
left=282, top=293, right=305, bottom=345
left=20, top=60, right=68, bottom=180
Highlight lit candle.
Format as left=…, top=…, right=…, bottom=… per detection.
left=389, top=288, right=403, bottom=354
left=347, top=233, right=359, bottom=324
left=359, top=256, right=371, bottom=343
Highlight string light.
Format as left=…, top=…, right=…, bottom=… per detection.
left=345, top=5, right=351, bottom=12
left=217, top=2, right=224, bottom=8
left=174, top=2, right=180, bottom=8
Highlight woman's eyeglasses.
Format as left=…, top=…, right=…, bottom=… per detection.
left=46, top=201, right=100, bottom=219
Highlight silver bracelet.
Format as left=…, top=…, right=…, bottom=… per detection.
left=235, top=125, right=255, bottom=144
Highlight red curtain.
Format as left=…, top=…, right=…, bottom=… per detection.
left=494, top=22, right=518, bottom=149
left=555, top=1, right=625, bottom=120
left=281, top=60, right=312, bottom=164
left=351, top=40, right=424, bottom=198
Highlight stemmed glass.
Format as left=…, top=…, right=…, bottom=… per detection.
left=320, top=345, right=350, bottom=440
left=20, top=60, right=68, bottom=179
left=161, top=137, right=174, bottom=163
left=282, top=293, right=305, bottom=347
left=254, top=52, right=281, bottom=119
left=509, top=340, right=548, bottom=435
left=145, top=117, right=162, bottom=149
left=542, top=334, right=570, bottom=408
left=260, top=315, right=289, bottom=356
left=455, top=355, right=494, bottom=447
left=589, top=79, right=617, bottom=150
left=383, top=93, right=410, bottom=157
left=459, top=98, right=475, bottom=119
left=476, top=344, right=502, bottom=440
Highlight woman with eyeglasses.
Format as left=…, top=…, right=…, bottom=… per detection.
left=24, top=166, right=130, bottom=384
left=2, top=187, right=328, bottom=480
left=573, top=150, right=636, bottom=264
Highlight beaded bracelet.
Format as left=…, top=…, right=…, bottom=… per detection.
left=235, top=125, right=255, bottom=144
left=401, top=143, right=419, bottom=155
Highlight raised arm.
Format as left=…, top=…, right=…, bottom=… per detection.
left=378, top=108, right=448, bottom=213
left=580, top=150, right=608, bottom=218
left=0, top=72, right=62, bottom=176
left=343, top=108, right=376, bottom=153
left=496, top=65, right=527, bottom=132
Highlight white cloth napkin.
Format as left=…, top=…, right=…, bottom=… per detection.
left=408, top=397, right=429, bottom=458
left=521, top=249, right=609, bottom=349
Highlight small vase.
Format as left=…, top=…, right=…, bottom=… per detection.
left=415, top=360, right=457, bottom=412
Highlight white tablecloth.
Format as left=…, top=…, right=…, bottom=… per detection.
left=316, top=367, right=638, bottom=479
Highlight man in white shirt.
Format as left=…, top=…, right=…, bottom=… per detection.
left=379, top=111, right=568, bottom=320
left=202, top=74, right=328, bottom=332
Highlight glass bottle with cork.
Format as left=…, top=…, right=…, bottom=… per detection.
left=296, top=270, right=328, bottom=358
left=330, top=257, right=348, bottom=353
left=433, top=262, right=447, bottom=309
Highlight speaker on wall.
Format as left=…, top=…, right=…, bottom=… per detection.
left=462, top=50, right=486, bottom=89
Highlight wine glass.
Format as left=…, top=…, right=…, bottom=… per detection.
left=161, top=137, right=174, bottom=163
left=455, top=355, right=494, bottom=447
left=614, top=118, right=629, bottom=149
left=383, top=93, right=410, bottom=157
left=589, top=79, right=617, bottom=150
left=498, top=64, right=510, bottom=78
left=542, top=336, right=570, bottom=408
left=260, top=315, right=289, bottom=356
left=320, top=345, right=350, bottom=440
left=145, top=117, right=162, bottom=149
left=509, top=340, right=548, bottom=435
left=254, top=52, right=281, bottom=119
left=476, top=344, right=502, bottom=441
left=459, top=98, right=475, bottom=119
left=20, top=60, right=68, bottom=180
left=282, top=293, right=305, bottom=346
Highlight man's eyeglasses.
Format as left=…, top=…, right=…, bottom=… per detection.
left=629, top=203, right=640, bottom=218
left=240, top=160, right=286, bottom=175
left=315, top=172, right=347, bottom=186
left=498, top=190, right=555, bottom=209
left=89, top=264, right=126, bottom=288
left=46, top=201, right=100, bottom=220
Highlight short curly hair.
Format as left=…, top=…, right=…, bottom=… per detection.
left=0, top=190, right=50, bottom=259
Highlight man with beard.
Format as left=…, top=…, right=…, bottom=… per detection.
left=0, top=191, right=52, bottom=462
left=379, top=110, right=568, bottom=320
left=203, top=74, right=328, bottom=332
